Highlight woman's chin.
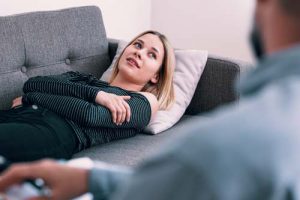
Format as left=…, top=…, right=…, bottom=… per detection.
left=118, top=70, right=136, bottom=80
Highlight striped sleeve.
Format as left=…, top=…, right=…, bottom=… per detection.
left=23, top=72, right=101, bottom=102
left=22, top=92, right=151, bottom=130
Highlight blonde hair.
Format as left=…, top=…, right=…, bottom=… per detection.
left=109, top=30, right=175, bottom=110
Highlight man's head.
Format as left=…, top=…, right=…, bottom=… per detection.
left=277, top=0, right=300, bottom=17
left=252, top=0, right=300, bottom=58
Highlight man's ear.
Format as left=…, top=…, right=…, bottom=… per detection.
left=150, top=73, right=159, bottom=84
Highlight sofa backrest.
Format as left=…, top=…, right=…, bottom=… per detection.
left=0, top=6, right=110, bottom=110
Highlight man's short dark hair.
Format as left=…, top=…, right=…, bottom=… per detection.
left=278, top=0, right=300, bottom=17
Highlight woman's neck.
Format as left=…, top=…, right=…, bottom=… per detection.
left=110, top=75, right=143, bottom=92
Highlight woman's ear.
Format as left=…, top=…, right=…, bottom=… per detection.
left=150, top=73, right=159, bottom=84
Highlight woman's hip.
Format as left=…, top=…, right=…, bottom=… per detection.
left=0, top=105, right=79, bottom=162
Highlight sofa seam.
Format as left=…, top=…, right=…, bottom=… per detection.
left=13, top=19, right=27, bottom=68
left=27, top=54, right=107, bottom=69
left=0, top=54, right=106, bottom=75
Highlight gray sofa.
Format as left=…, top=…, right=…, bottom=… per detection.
left=0, top=6, right=251, bottom=166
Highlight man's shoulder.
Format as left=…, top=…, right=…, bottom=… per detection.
left=166, top=78, right=300, bottom=163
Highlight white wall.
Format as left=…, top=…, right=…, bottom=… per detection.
left=1, top=0, right=255, bottom=62
left=0, top=0, right=151, bottom=41
left=151, top=0, right=255, bottom=62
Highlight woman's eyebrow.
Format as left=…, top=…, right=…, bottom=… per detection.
left=137, top=39, right=160, bottom=55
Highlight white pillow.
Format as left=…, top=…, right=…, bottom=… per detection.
left=101, top=41, right=128, bottom=82
left=101, top=41, right=208, bottom=134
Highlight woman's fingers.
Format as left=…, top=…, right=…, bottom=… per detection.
left=118, top=99, right=131, bottom=124
left=120, top=96, right=131, bottom=123
left=112, top=99, right=122, bottom=125
left=122, top=96, right=131, bottom=122
left=123, top=101, right=131, bottom=122
left=122, top=96, right=131, bottom=100
left=11, top=97, right=22, bottom=108
left=116, top=105, right=123, bottom=125
left=103, top=94, right=131, bottom=125
left=110, top=103, right=123, bottom=125
left=108, top=98, right=131, bottom=125
left=116, top=96, right=130, bottom=125
left=109, top=103, right=117, bottom=124
left=118, top=99, right=127, bottom=125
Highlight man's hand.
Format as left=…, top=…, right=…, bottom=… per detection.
left=95, top=91, right=131, bottom=125
left=0, top=159, right=89, bottom=200
left=11, top=96, right=23, bottom=108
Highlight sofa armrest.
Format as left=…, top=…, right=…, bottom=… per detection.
left=185, top=55, right=253, bottom=115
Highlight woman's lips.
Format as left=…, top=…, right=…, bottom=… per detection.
left=126, top=58, right=140, bottom=68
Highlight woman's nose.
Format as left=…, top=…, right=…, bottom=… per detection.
left=134, top=51, right=141, bottom=59
left=134, top=49, right=145, bottom=59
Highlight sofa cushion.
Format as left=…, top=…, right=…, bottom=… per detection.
left=73, top=115, right=209, bottom=166
left=0, top=6, right=111, bottom=110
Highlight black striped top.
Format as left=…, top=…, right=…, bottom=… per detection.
left=22, top=71, right=151, bottom=151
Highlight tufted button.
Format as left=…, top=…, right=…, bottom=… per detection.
left=21, top=66, right=27, bottom=73
left=65, top=58, right=71, bottom=65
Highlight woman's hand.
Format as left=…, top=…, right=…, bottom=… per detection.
left=11, top=96, right=22, bottom=108
left=0, top=159, right=88, bottom=200
left=95, top=91, right=131, bottom=125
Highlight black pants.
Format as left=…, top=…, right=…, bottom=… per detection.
left=0, top=105, right=78, bottom=162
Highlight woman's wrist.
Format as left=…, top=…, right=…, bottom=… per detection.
left=95, top=91, right=104, bottom=104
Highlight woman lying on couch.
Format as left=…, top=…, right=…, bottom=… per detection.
left=0, top=30, right=175, bottom=162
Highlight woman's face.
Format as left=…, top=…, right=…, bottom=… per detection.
left=117, top=33, right=165, bottom=85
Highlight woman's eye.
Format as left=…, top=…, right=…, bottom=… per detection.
left=149, top=52, right=157, bottom=59
left=133, top=42, right=142, bottom=49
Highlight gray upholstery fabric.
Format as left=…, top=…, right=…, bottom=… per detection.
left=73, top=115, right=208, bottom=166
left=185, top=57, right=240, bottom=115
left=108, top=38, right=119, bottom=62
left=185, top=56, right=253, bottom=115
left=0, top=6, right=110, bottom=110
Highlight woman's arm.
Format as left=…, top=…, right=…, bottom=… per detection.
left=22, top=92, right=151, bottom=130
left=137, top=92, right=159, bottom=121
left=23, top=72, right=105, bottom=102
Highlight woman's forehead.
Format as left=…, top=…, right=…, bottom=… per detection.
left=136, top=34, right=164, bottom=54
